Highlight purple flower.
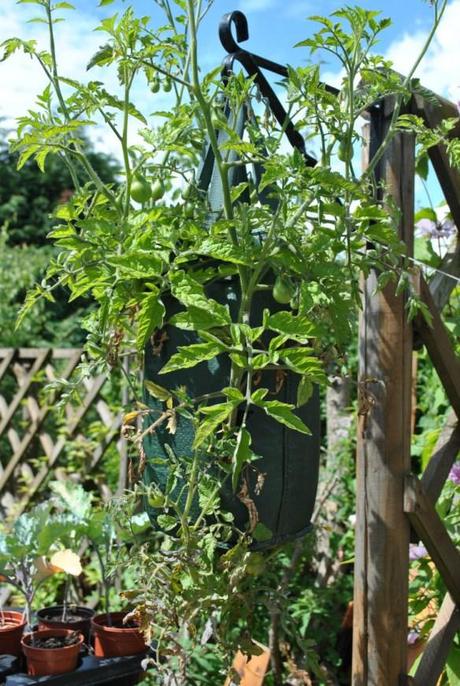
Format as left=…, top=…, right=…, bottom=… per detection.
left=407, top=629, right=420, bottom=645
left=448, top=462, right=460, bottom=486
left=409, top=543, right=427, bottom=561
left=415, top=217, right=456, bottom=239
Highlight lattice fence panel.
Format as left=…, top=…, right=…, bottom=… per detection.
left=0, top=348, right=124, bottom=516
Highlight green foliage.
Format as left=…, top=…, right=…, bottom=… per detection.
left=0, top=132, right=119, bottom=247
left=2, top=0, right=457, bottom=681
left=0, top=503, right=76, bottom=622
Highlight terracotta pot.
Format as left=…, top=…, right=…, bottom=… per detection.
left=21, top=628, right=83, bottom=676
left=37, top=605, right=94, bottom=643
left=91, top=612, right=146, bottom=657
left=0, top=610, right=27, bottom=657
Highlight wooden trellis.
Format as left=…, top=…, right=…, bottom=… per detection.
left=353, top=92, right=460, bottom=686
left=0, top=347, right=125, bottom=516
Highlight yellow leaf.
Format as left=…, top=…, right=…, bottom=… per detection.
left=166, top=410, right=177, bottom=435
left=123, top=411, right=140, bottom=425
left=50, top=549, right=82, bottom=576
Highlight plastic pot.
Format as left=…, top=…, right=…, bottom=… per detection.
left=37, top=605, right=94, bottom=643
left=0, top=610, right=27, bottom=657
left=21, top=628, right=83, bottom=676
left=91, top=612, right=146, bottom=658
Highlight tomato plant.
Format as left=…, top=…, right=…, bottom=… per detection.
left=2, top=0, right=456, bottom=682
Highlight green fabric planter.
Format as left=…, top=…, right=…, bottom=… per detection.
left=143, top=279, right=321, bottom=549
left=143, top=100, right=320, bottom=549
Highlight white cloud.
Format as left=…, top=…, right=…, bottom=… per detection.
left=310, top=0, right=460, bottom=105
left=0, top=1, right=174, bottom=161
left=386, top=0, right=460, bottom=103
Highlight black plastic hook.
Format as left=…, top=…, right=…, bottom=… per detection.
left=219, top=11, right=249, bottom=54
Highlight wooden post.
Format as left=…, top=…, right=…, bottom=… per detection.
left=353, top=101, right=415, bottom=685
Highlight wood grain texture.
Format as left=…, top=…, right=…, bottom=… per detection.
left=352, top=103, right=414, bottom=686
left=413, top=593, right=460, bottom=686
left=404, top=475, right=460, bottom=604
left=421, top=410, right=460, bottom=504
left=413, top=274, right=460, bottom=418
left=411, top=94, right=460, bottom=229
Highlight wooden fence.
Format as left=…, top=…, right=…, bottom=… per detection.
left=353, top=92, right=460, bottom=685
left=0, top=348, right=126, bottom=516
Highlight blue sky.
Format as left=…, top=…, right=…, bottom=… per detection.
left=64, top=0, right=442, bottom=71
left=1, top=0, right=459, bottom=208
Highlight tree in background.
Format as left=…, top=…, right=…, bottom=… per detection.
left=0, top=129, right=119, bottom=346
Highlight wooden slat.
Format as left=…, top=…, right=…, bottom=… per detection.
left=352, top=103, right=414, bottom=686
left=89, top=413, right=122, bottom=470
left=421, top=410, right=460, bottom=503
left=411, top=94, right=460, bottom=230
left=0, top=349, right=81, bottom=492
left=429, top=243, right=460, bottom=312
left=412, top=593, right=460, bottom=686
left=15, top=374, right=108, bottom=514
left=413, top=273, right=460, bottom=418
left=0, top=348, right=82, bottom=360
left=0, top=349, right=16, bottom=384
left=0, top=349, right=50, bottom=439
left=404, top=474, right=460, bottom=604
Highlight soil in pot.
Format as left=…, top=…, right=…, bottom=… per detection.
left=21, top=628, right=83, bottom=676
left=0, top=610, right=27, bottom=657
left=91, top=612, right=146, bottom=658
left=37, top=605, right=94, bottom=643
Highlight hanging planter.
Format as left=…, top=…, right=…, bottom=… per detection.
left=0, top=611, right=27, bottom=657
left=21, top=628, right=83, bottom=676
left=143, top=281, right=321, bottom=549
left=142, top=92, right=322, bottom=549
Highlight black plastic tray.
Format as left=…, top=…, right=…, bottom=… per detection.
left=1, top=653, right=146, bottom=686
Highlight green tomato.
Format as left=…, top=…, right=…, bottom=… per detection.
left=151, top=180, right=165, bottom=201
left=246, top=553, right=266, bottom=577
left=181, top=183, right=193, bottom=200
left=148, top=493, right=165, bottom=508
left=273, top=276, right=294, bottom=304
left=163, top=77, right=172, bottom=92
left=183, top=202, right=194, bottom=218
left=211, top=112, right=225, bottom=130
left=338, top=141, right=354, bottom=163
left=150, top=77, right=160, bottom=93
left=130, top=177, right=152, bottom=204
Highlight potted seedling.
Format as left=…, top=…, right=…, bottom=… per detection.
left=49, top=480, right=146, bottom=658
left=36, top=482, right=98, bottom=642
left=0, top=504, right=84, bottom=672
left=36, top=549, right=94, bottom=643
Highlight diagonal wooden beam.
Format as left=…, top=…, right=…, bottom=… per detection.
left=0, top=349, right=16, bottom=384
left=89, top=413, right=122, bottom=471
left=421, top=410, right=460, bottom=504
left=0, top=349, right=50, bottom=439
left=411, top=94, right=460, bottom=230
left=413, top=274, right=460, bottom=418
left=429, top=242, right=460, bottom=312
left=404, top=474, right=460, bottom=605
left=412, top=593, right=460, bottom=686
